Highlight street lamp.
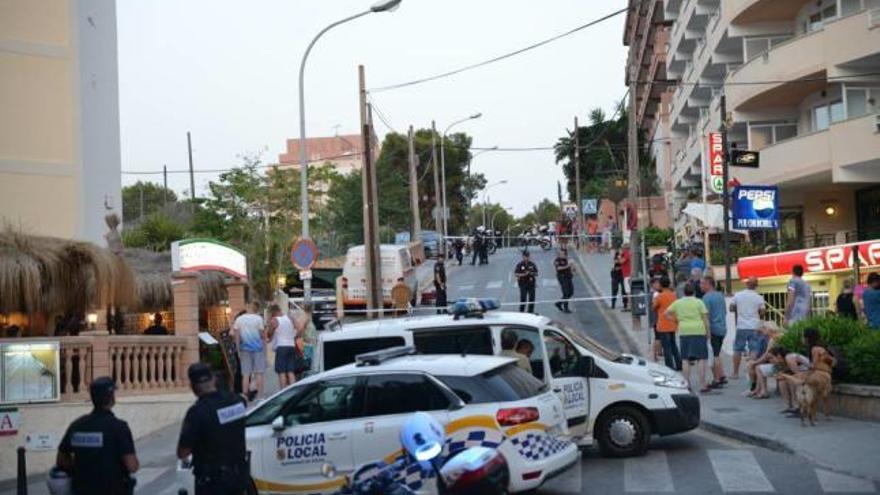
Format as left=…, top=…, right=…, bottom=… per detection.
left=481, top=180, right=508, bottom=227
left=489, top=207, right=513, bottom=233
left=440, top=112, right=482, bottom=243
left=297, top=0, right=402, bottom=304
left=467, top=145, right=498, bottom=178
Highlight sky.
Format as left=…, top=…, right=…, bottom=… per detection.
left=117, top=0, right=628, bottom=218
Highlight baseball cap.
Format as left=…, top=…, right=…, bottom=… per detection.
left=89, top=377, right=115, bottom=402
left=187, top=362, right=214, bottom=384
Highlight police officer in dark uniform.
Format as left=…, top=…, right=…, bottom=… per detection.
left=434, top=258, right=448, bottom=314
left=57, top=377, right=139, bottom=495
left=554, top=248, right=574, bottom=313
left=514, top=250, right=539, bottom=313
left=471, top=231, right=483, bottom=266
left=177, top=363, right=248, bottom=495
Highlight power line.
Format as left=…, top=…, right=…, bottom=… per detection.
left=367, top=7, right=629, bottom=93
left=121, top=151, right=365, bottom=175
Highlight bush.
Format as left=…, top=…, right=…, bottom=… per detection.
left=844, top=332, right=880, bottom=386
left=641, top=226, right=672, bottom=247
left=774, top=315, right=870, bottom=355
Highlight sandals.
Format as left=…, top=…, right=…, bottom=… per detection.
left=699, top=386, right=713, bottom=394
left=752, top=393, right=770, bottom=399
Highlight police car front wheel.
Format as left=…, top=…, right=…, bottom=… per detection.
left=596, top=406, right=650, bottom=458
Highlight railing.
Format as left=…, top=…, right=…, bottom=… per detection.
left=109, top=336, right=188, bottom=393
left=60, top=337, right=93, bottom=401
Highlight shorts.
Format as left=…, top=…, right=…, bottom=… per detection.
left=733, top=329, right=767, bottom=355
left=757, top=363, right=778, bottom=378
left=274, top=346, right=297, bottom=373
left=679, top=335, right=709, bottom=361
left=710, top=335, right=725, bottom=357
left=239, top=350, right=267, bottom=375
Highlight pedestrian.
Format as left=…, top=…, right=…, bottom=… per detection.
left=232, top=301, right=266, bottom=402
left=675, top=248, right=693, bottom=280
left=689, top=248, right=706, bottom=273
left=701, top=276, right=728, bottom=388
left=295, top=304, right=318, bottom=376
left=601, top=217, right=613, bottom=252
left=554, top=248, right=574, bottom=313
left=479, top=232, right=490, bottom=265
left=266, top=303, right=297, bottom=388
left=835, top=278, right=858, bottom=320
left=500, top=328, right=532, bottom=373
left=471, top=231, right=482, bottom=266
left=434, top=258, right=447, bottom=314
left=143, top=313, right=169, bottom=335
left=665, top=283, right=711, bottom=393
left=688, top=267, right=704, bottom=299
left=674, top=271, right=688, bottom=298
left=453, top=238, right=465, bottom=265
left=784, top=264, right=812, bottom=326
left=177, top=363, right=248, bottom=495
left=57, top=377, right=139, bottom=495
left=587, top=216, right=599, bottom=253
left=610, top=250, right=627, bottom=310
left=620, top=243, right=633, bottom=310
left=729, top=276, right=767, bottom=382
left=515, top=250, right=538, bottom=313
left=391, top=277, right=412, bottom=316
left=649, top=277, right=662, bottom=362
left=861, top=272, right=880, bottom=329
left=653, top=276, right=681, bottom=371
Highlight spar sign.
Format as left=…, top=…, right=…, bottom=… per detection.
left=708, top=132, right=725, bottom=194
left=737, top=241, right=880, bottom=278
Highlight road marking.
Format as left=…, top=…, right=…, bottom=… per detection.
left=815, top=468, right=876, bottom=493
left=708, top=450, right=774, bottom=492
left=486, top=280, right=502, bottom=289
left=624, top=451, right=674, bottom=492
left=457, top=284, right=475, bottom=292
left=135, top=467, right=169, bottom=492
left=542, top=279, right=556, bottom=288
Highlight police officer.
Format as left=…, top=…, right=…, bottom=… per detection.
left=471, top=231, right=483, bottom=266
left=434, top=257, right=448, bottom=314
left=554, top=248, right=574, bottom=313
left=515, top=250, right=539, bottom=313
left=57, top=377, right=139, bottom=495
left=177, top=363, right=248, bottom=495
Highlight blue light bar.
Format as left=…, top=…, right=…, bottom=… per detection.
left=449, top=298, right=500, bottom=319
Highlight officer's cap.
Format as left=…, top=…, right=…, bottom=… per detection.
left=522, top=249, right=530, bottom=257
left=89, top=377, right=115, bottom=402
left=187, top=362, right=214, bottom=384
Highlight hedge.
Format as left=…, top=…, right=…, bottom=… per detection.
left=774, top=315, right=880, bottom=386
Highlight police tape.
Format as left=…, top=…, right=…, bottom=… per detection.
left=323, top=293, right=635, bottom=315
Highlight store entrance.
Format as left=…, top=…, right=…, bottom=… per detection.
left=856, top=186, right=880, bottom=241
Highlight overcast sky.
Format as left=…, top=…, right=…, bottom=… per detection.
left=117, top=0, right=628, bottom=218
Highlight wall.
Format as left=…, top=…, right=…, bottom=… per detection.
left=0, top=0, right=121, bottom=243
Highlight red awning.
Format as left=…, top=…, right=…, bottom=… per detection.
left=737, top=240, right=880, bottom=279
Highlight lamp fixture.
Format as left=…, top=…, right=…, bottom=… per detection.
left=822, top=201, right=838, bottom=217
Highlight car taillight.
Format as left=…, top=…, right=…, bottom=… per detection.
left=496, top=407, right=539, bottom=426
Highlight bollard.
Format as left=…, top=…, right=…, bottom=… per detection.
left=16, top=446, right=27, bottom=495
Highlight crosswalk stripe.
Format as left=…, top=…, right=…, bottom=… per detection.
left=815, top=468, right=876, bottom=493
left=134, top=467, right=169, bottom=492
left=457, top=284, right=474, bottom=291
left=486, top=280, right=502, bottom=289
left=708, top=450, right=774, bottom=492
left=624, top=451, right=674, bottom=492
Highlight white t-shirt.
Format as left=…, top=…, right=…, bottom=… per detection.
left=233, top=313, right=265, bottom=352
left=271, top=315, right=296, bottom=349
left=733, top=289, right=766, bottom=330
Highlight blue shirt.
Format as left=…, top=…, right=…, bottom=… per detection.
left=863, top=288, right=880, bottom=329
left=702, top=290, right=727, bottom=336
left=690, top=257, right=706, bottom=273
left=787, top=276, right=812, bottom=323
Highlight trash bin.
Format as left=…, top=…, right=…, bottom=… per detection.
left=630, top=277, right=648, bottom=316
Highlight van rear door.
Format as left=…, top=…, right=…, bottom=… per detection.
left=541, top=328, right=590, bottom=435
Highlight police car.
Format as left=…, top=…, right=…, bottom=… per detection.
left=313, top=299, right=700, bottom=458
left=243, top=347, right=578, bottom=494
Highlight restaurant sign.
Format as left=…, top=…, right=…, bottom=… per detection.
left=171, top=239, right=247, bottom=279
left=737, top=241, right=880, bottom=279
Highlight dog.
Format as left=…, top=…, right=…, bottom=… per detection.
left=780, top=355, right=834, bottom=427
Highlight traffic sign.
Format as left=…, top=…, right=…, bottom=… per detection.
left=290, top=238, right=319, bottom=270
left=582, top=198, right=598, bottom=215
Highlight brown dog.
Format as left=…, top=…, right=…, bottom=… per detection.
left=780, top=356, right=834, bottom=426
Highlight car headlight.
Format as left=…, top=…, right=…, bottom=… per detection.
left=650, top=371, right=688, bottom=389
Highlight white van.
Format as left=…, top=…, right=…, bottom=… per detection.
left=314, top=308, right=699, bottom=457
left=343, top=244, right=418, bottom=307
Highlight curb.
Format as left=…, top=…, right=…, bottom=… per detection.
left=699, top=420, right=794, bottom=454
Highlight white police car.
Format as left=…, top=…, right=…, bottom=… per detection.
left=243, top=347, right=578, bottom=494
left=313, top=299, right=700, bottom=458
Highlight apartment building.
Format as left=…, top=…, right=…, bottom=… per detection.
left=662, top=0, right=880, bottom=246
left=277, top=132, right=379, bottom=176
left=0, top=0, right=122, bottom=244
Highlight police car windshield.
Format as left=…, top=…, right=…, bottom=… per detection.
left=548, top=320, right=621, bottom=362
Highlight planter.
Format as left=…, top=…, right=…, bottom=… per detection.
left=829, top=383, right=880, bottom=422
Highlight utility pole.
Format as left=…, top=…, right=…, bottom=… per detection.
left=187, top=131, right=195, bottom=213
left=431, top=121, right=442, bottom=241
left=139, top=187, right=144, bottom=220
left=439, top=135, right=449, bottom=246
left=359, top=65, right=382, bottom=318
left=574, top=116, right=583, bottom=247
left=627, top=67, right=642, bottom=330
left=557, top=180, right=564, bottom=213
left=720, top=94, right=732, bottom=293
left=408, top=126, right=422, bottom=242
left=162, top=165, right=169, bottom=207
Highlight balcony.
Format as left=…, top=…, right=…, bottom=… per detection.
left=727, top=9, right=880, bottom=111
left=830, top=113, right=880, bottom=182
left=734, top=128, right=831, bottom=186
left=727, top=0, right=814, bottom=25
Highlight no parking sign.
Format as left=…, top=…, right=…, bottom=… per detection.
left=290, top=238, right=319, bottom=270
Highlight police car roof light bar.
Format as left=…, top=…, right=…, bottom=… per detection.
left=355, top=345, right=416, bottom=366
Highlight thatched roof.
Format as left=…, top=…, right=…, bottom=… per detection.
left=0, top=229, right=138, bottom=315
left=122, top=248, right=230, bottom=311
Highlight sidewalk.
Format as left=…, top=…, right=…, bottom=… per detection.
left=574, top=249, right=880, bottom=483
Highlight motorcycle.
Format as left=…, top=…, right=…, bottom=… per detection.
left=323, top=412, right=509, bottom=495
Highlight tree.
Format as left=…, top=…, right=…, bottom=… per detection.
left=121, top=181, right=178, bottom=222
left=468, top=203, right=514, bottom=232
left=519, top=199, right=562, bottom=228
left=121, top=212, right=186, bottom=251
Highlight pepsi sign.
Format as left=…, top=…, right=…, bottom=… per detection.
left=732, top=186, right=778, bottom=230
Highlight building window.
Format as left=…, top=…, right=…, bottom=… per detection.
left=812, top=100, right=844, bottom=131
left=845, top=87, right=879, bottom=119
left=840, top=0, right=863, bottom=15
left=748, top=122, right=798, bottom=149
left=803, top=1, right=838, bottom=32
left=744, top=35, right=792, bottom=62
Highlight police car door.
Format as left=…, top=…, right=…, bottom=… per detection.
left=255, top=376, right=359, bottom=491
left=542, top=329, right=590, bottom=436
left=353, top=373, right=451, bottom=482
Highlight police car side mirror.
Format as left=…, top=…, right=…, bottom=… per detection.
left=271, top=416, right=285, bottom=432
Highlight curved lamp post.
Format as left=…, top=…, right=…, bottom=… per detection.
left=439, top=112, right=482, bottom=242
left=297, top=0, right=402, bottom=303
left=481, top=179, right=508, bottom=227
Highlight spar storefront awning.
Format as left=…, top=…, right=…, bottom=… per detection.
left=737, top=240, right=880, bottom=279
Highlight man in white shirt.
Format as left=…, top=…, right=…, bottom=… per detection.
left=232, top=302, right=266, bottom=401
left=729, top=277, right=767, bottom=380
